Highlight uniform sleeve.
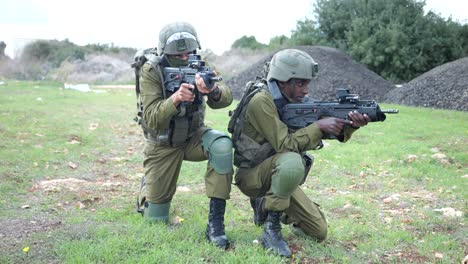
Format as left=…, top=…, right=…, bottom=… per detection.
left=340, top=126, right=358, bottom=142
left=140, top=63, right=179, bottom=130
left=245, top=92, right=323, bottom=153
left=206, top=81, right=233, bottom=109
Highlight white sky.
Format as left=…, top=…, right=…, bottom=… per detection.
left=1, top=0, right=467, bottom=58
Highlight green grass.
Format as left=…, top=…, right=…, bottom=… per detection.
left=0, top=81, right=466, bottom=263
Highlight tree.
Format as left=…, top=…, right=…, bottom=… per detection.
left=231, top=36, right=267, bottom=50
left=292, top=0, right=468, bottom=81
left=268, top=35, right=290, bottom=50
left=290, top=18, right=331, bottom=47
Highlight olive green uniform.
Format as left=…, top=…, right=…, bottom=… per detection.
left=234, top=88, right=357, bottom=242
left=140, top=62, right=233, bottom=204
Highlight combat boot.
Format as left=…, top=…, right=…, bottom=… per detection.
left=262, top=211, right=292, bottom=258
left=250, top=197, right=267, bottom=226
left=206, top=198, right=230, bottom=249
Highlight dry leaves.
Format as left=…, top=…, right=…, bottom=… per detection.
left=431, top=153, right=451, bottom=164
left=88, top=123, right=99, bottom=130
left=433, top=207, right=463, bottom=218
left=405, top=154, right=418, bottom=162
left=68, top=161, right=78, bottom=169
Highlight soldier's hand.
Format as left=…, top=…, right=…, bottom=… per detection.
left=171, top=83, right=195, bottom=106
left=315, top=117, right=351, bottom=135
left=195, top=72, right=220, bottom=94
left=348, top=111, right=371, bottom=128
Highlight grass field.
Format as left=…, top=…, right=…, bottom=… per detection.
left=0, top=81, right=466, bottom=263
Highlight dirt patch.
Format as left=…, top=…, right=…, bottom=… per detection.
left=226, top=45, right=395, bottom=102
left=0, top=216, right=62, bottom=242
left=0, top=172, right=139, bottom=262
left=32, top=177, right=124, bottom=193
left=0, top=215, right=63, bottom=263
left=379, top=249, right=431, bottom=263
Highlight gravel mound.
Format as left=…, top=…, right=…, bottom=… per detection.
left=383, top=57, right=468, bottom=111
left=225, top=45, right=395, bottom=102
left=51, top=54, right=133, bottom=83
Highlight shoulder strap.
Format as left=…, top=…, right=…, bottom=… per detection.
left=131, top=48, right=162, bottom=126
left=228, top=81, right=262, bottom=133
left=228, top=79, right=267, bottom=140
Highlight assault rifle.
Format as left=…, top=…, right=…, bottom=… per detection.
left=163, top=54, right=222, bottom=105
left=281, top=88, right=399, bottom=129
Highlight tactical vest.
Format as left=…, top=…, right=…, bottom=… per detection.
left=228, top=79, right=276, bottom=168
left=229, top=78, right=322, bottom=168
left=138, top=54, right=205, bottom=147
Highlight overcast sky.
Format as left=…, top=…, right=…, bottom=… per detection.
left=1, top=0, right=467, bottom=58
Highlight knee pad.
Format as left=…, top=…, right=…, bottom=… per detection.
left=202, top=130, right=233, bottom=174
left=271, top=152, right=304, bottom=198
left=144, top=202, right=171, bottom=224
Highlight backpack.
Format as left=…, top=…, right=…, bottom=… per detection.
left=227, top=60, right=273, bottom=147
left=227, top=79, right=267, bottom=148
left=130, top=48, right=159, bottom=125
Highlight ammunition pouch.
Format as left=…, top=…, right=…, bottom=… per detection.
left=170, top=116, right=190, bottom=146
left=142, top=118, right=170, bottom=145
left=143, top=105, right=204, bottom=147
left=234, top=133, right=276, bottom=168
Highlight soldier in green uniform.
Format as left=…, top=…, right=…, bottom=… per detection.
left=136, top=21, right=233, bottom=249
left=230, top=49, right=371, bottom=257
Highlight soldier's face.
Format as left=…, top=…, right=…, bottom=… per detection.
left=282, top=79, right=310, bottom=102
left=170, top=52, right=190, bottom=61
left=166, top=52, right=191, bottom=67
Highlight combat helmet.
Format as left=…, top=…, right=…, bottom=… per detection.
left=158, top=21, right=201, bottom=55
left=266, top=49, right=318, bottom=82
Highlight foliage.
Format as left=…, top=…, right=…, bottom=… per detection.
left=231, top=35, right=268, bottom=50
left=290, top=18, right=332, bottom=47
left=267, top=35, right=291, bottom=50
left=228, top=0, right=468, bottom=82
left=0, top=81, right=466, bottom=263
left=10, top=39, right=137, bottom=81
left=289, top=0, right=468, bottom=82
left=21, top=39, right=85, bottom=67
left=85, top=43, right=137, bottom=57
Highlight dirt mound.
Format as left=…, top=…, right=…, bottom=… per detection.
left=383, top=57, right=468, bottom=111
left=51, top=54, right=133, bottom=84
left=225, top=45, right=395, bottom=102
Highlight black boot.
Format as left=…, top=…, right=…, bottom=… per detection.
left=250, top=197, right=267, bottom=226
left=206, top=198, right=230, bottom=249
left=262, top=211, right=292, bottom=258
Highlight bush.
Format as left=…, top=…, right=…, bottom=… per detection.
left=231, top=36, right=268, bottom=50
left=4, top=39, right=137, bottom=81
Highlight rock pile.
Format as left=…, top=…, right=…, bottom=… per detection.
left=383, top=57, right=468, bottom=111
left=225, top=45, right=395, bottom=102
